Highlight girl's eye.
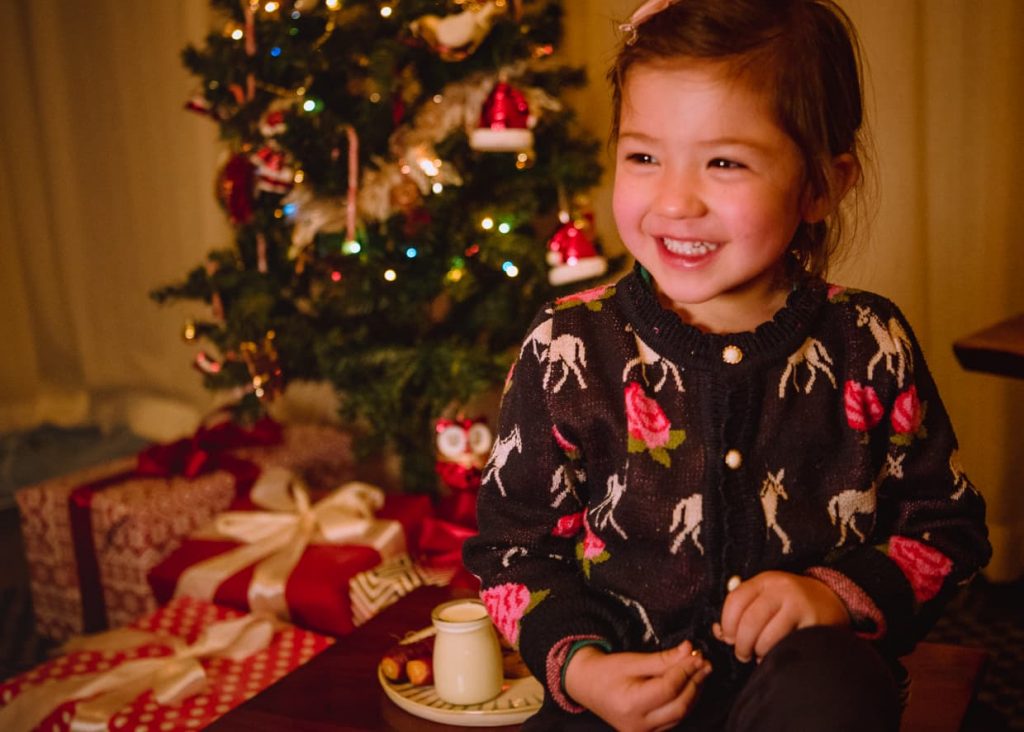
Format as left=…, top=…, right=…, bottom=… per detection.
left=625, top=152, right=656, bottom=165
left=709, top=158, right=744, bottom=170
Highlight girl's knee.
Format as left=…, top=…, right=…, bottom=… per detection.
left=727, top=626, right=901, bottom=732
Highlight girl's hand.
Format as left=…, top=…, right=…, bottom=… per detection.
left=564, top=641, right=711, bottom=732
left=714, top=570, right=850, bottom=663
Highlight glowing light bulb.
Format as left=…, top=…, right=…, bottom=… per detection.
left=283, top=203, right=298, bottom=216
left=498, top=222, right=512, bottom=234
left=432, top=182, right=444, bottom=194
left=384, top=269, right=397, bottom=282
left=447, top=268, right=464, bottom=283
left=325, top=0, right=340, bottom=8
left=230, top=28, right=244, bottom=40
left=418, top=158, right=439, bottom=177
left=270, top=46, right=282, bottom=57
left=342, top=240, right=362, bottom=255
left=293, top=170, right=305, bottom=183
left=331, top=271, right=342, bottom=282
left=405, top=247, right=418, bottom=258
left=369, top=92, right=381, bottom=103
left=481, top=217, right=494, bottom=230
left=380, top=5, right=393, bottom=18
left=433, top=94, right=443, bottom=104
left=302, top=99, right=317, bottom=112
left=264, top=1, right=280, bottom=11
left=502, top=261, right=520, bottom=277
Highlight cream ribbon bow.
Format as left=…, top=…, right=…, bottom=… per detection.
left=173, top=467, right=405, bottom=621
left=0, top=613, right=275, bottom=732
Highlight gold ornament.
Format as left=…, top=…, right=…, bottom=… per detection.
left=240, top=331, right=284, bottom=400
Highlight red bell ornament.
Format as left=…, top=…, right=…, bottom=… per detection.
left=469, top=81, right=534, bottom=153
left=215, top=153, right=255, bottom=225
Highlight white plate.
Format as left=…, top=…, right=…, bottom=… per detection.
left=377, top=628, right=544, bottom=727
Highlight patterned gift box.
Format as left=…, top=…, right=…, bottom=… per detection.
left=0, top=596, right=333, bottom=732
left=148, top=470, right=440, bottom=637
left=15, top=421, right=355, bottom=641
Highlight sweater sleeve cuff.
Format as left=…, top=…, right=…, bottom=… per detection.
left=546, top=636, right=611, bottom=713
left=805, top=566, right=886, bottom=640
left=820, top=545, right=918, bottom=652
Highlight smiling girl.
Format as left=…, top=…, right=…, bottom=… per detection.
left=463, top=2, right=990, bottom=730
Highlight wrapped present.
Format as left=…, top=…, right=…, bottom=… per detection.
left=16, top=419, right=355, bottom=641
left=0, top=596, right=333, bottom=732
left=149, top=468, right=439, bottom=637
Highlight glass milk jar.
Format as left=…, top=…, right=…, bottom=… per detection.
left=431, top=599, right=504, bottom=705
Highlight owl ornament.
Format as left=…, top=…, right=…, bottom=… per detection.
left=435, top=417, right=493, bottom=492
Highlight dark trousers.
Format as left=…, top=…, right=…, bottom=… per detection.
left=523, top=626, right=902, bottom=731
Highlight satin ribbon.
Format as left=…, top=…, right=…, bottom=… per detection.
left=417, top=517, right=477, bottom=570
left=68, top=417, right=282, bottom=632
left=0, top=613, right=276, bottom=732
left=173, top=468, right=405, bottom=622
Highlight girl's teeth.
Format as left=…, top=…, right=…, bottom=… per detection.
left=663, top=239, right=719, bottom=256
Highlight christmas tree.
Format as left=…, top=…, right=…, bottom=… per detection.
left=152, top=0, right=608, bottom=493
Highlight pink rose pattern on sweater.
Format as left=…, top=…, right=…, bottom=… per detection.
left=844, top=380, right=884, bottom=431
left=481, top=582, right=533, bottom=645
left=624, top=382, right=686, bottom=467
left=887, top=536, right=953, bottom=603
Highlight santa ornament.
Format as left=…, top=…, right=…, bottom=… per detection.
left=250, top=146, right=295, bottom=195
left=547, top=216, right=608, bottom=286
left=469, top=80, right=534, bottom=153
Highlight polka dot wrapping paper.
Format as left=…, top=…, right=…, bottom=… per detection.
left=0, top=596, right=334, bottom=732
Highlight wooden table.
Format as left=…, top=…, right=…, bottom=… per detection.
left=953, top=313, right=1024, bottom=379
left=205, top=584, right=523, bottom=732
left=207, top=586, right=986, bottom=732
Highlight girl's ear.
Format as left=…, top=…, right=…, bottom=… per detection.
left=803, top=153, right=860, bottom=223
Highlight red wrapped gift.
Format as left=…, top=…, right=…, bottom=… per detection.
left=149, top=468, right=440, bottom=637
left=0, top=596, right=333, bottom=732
left=16, top=420, right=355, bottom=641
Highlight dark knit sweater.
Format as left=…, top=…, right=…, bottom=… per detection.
left=462, top=266, right=990, bottom=717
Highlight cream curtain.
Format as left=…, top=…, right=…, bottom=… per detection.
left=1, top=1, right=1021, bottom=579
left=0, top=0, right=226, bottom=440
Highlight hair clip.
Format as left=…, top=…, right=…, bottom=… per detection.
left=619, top=0, right=679, bottom=45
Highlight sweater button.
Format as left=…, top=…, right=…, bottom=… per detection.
left=724, top=449, right=743, bottom=470
left=726, top=575, right=742, bottom=592
left=722, top=345, right=744, bottom=364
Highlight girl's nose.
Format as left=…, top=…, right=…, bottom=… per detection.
left=653, top=172, right=707, bottom=218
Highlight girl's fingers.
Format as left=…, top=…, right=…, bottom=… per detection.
left=643, top=663, right=712, bottom=729
left=731, top=596, right=779, bottom=663
left=752, top=612, right=797, bottom=662
left=718, top=579, right=759, bottom=641
left=620, top=641, right=696, bottom=678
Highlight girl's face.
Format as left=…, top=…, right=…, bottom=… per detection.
left=613, top=60, right=822, bottom=333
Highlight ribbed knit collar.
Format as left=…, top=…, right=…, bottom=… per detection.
left=617, top=263, right=828, bottom=372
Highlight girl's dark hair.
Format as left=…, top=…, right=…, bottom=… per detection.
left=609, top=0, right=866, bottom=279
